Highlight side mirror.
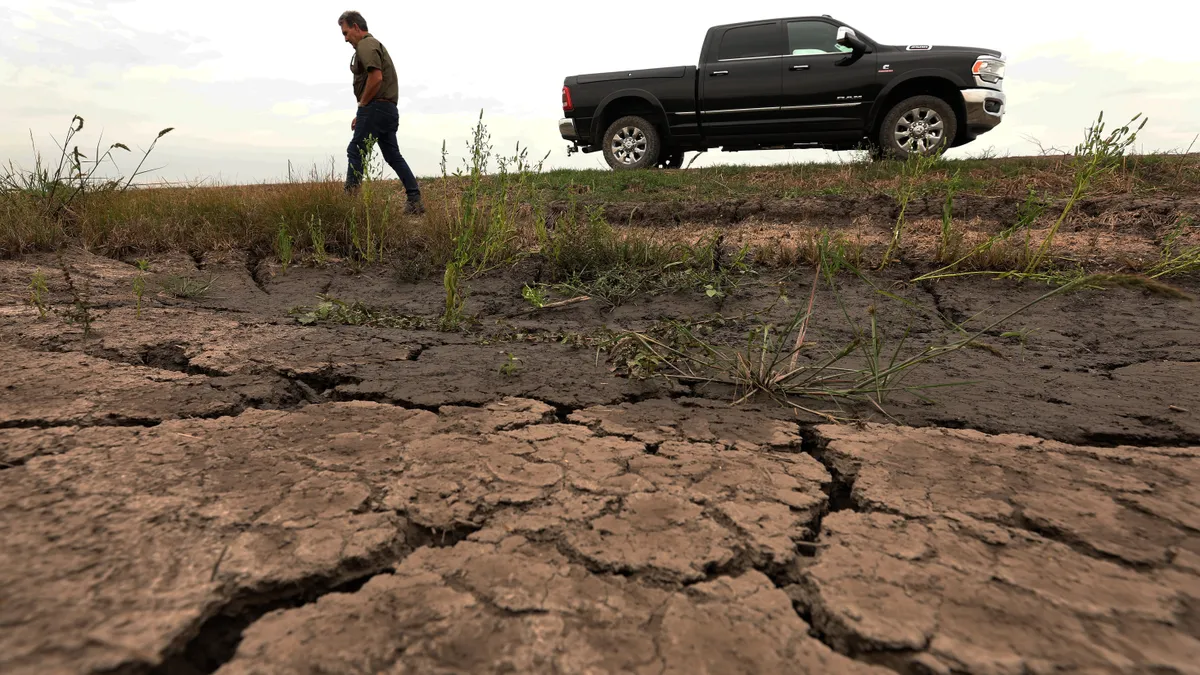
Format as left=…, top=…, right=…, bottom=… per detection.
left=837, top=26, right=867, bottom=52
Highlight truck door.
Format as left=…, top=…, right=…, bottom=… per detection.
left=699, top=21, right=786, bottom=141
left=778, top=20, right=879, bottom=132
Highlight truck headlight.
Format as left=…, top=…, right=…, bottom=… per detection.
left=972, top=58, right=1006, bottom=84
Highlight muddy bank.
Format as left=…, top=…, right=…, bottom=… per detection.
left=549, top=193, right=1200, bottom=233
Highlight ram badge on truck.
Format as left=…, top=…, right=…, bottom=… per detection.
left=559, top=15, right=1006, bottom=170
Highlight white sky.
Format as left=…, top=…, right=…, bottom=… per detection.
left=1, top=0, right=1198, bottom=184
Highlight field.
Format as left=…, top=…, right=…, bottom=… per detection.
left=2, top=116, right=1200, bottom=674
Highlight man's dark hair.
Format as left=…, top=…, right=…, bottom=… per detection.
left=338, top=11, right=368, bottom=31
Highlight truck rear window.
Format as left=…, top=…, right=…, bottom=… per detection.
left=718, top=23, right=782, bottom=61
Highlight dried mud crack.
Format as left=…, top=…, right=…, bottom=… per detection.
left=150, top=568, right=398, bottom=675
left=2, top=250, right=1198, bottom=674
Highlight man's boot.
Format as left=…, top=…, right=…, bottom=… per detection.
left=404, top=198, right=425, bottom=215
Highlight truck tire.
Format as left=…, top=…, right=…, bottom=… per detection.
left=656, top=150, right=684, bottom=170
left=602, top=116, right=661, bottom=170
left=878, top=95, right=956, bottom=160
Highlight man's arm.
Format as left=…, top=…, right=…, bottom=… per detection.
left=356, top=39, right=385, bottom=107
left=358, top=69, right=383, bottom=107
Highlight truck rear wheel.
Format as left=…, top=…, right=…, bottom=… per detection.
left=878, top=95, right=956, bottom=160
left=602, top=116, right=661, bottom=170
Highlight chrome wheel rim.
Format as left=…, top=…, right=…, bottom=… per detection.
left=894, top=107, right=945, bottom=154
left=611, top=126, right=648, bottom=164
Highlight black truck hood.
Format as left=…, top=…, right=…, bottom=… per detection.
left=889, top=44, right=1002, bottom=58
left=575, top=66, right=689, bottom=85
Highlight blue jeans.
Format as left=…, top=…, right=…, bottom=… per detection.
left=345, top=100, right=421, bottom=200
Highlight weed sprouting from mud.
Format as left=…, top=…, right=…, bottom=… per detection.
left=499, top=352, right=521, bottom=376
left=27, top=269, right=49, bottom=318
left=307, top=215, right=328, bottom=266
left=291, top=295, right=428, bottom=329
left=910, top=113, right=1149, bottom=285
left=522, top=284, right=549, bottom=308
left=55, top=255, right=101, bottom=339
left=1146, top=216, right=1200, bottom=278
left=276, top=219, right=294, bottom=273
left=345, top=136, right=390, bottom=264
left=881, top=150, right=941, bottom=268
left=159, top=275, right=214, bottom=299
left=757, top=230, right=865, bottom=272
left=133, top=274, right=146, bottom=318
left=914, top=187, right=1047, bottom=282
left=936, top=169, right=965, bottom=263
left=441, top=262, right=468, bottom=330
left=1026, top=111, right=1147, bottom=272
left=434, top=110, right=550, bottom=328
left=542, top=207, right=752, bottom=307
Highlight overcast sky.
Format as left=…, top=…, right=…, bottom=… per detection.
left=1, top=0, right=1198, bottom=184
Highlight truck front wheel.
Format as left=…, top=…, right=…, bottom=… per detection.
left=602, top=116, right=661, bottom=170
left=878, top=95, right=957, bottom=160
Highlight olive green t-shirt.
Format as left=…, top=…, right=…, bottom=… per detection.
left=351, top=33, right=399, bottom=104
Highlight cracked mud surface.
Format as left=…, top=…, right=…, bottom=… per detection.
left=1, top=251, right=1198, bottom=674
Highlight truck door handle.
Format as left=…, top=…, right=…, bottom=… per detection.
left=790, top=64, right=810, bottom=71
left=710, top=70, right=729, bottom=76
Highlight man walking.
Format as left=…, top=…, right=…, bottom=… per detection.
left=339, top=10, right=424, bottom=214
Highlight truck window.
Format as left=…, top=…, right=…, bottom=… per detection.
left=787, top=21, right=853, bottom=56
left=718, top=23, right=782, bottom=61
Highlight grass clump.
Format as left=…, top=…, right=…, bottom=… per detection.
left=133, top=274, right=146, bottom=318
left=936, top=169, right=965, bottom=263
left=276, top=219, right=294, bottom=273
left=1, top=116, right=173, bottom=256
left=756, top=229, right=865, bottom=272
left=436, top=111, right=548, bottom=329
left=910, top=112, right=1149, bottom=285
left=290, top=296, right=428, bottom=329
left=158, top=275, right=214, bottom=299
left=881, top=150, right=942, bottom=268
left=540, top=205, right=752, bottom=307
left=55, top=255, right=102, bottom=339
left=1024, top=112, right=1146, bottom=272
left=27, top=269, right=49, bottom=318
left=1146, top=216, right=1200, bottom=278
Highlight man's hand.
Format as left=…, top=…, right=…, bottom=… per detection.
left=351, top=116, right=357, bottom=131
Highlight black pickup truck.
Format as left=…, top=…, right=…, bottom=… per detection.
left=559, top=15, right=1006, bottom=170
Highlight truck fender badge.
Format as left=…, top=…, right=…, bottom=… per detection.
left=906, top=45, right=931, bottom=50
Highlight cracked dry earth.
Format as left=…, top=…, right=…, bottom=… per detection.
left=2, top=251, right=1199, bottom=674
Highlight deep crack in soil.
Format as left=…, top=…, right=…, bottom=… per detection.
left=150, top=569, right=395, bottom=675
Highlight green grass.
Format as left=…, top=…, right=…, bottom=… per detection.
left=3, top=109, right=1198, bottom=326
left=536, top=206, right=754, bottom=307
left=1147, top=216, right=1200, bottom=278
left=290, top=296, right=428, bottom=329
left=528, top=148, right=1199, bottom=203
left=158, top=274, right=214, bottom=299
